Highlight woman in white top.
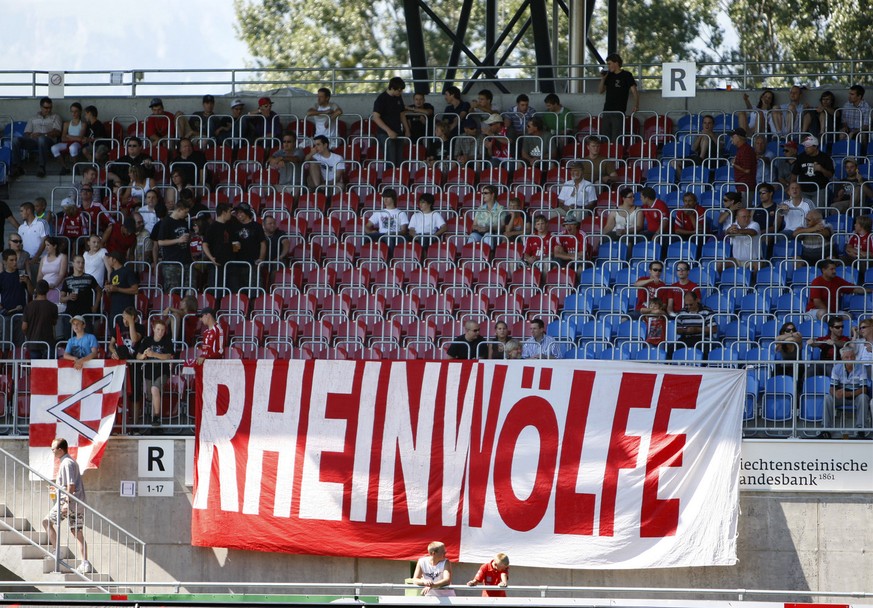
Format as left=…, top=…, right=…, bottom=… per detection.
left=83, top=234, right=108, bottom=287
left=407, top=193, right=447, bottom=250
left=128, top=165, right=153, bottom=206
left=51, top=102, right=87, bottom=175
left=603, top=187, right=643, bottom=240
left=740, top=89, right=783, bottom=137
left=37, top=236, right=68, bottom=290
left=411, top=541, right=454, bottom=597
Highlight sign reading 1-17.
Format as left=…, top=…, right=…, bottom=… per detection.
left=140, top=482, right=174, bottom=497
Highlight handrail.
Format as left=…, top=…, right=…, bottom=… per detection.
left=0, top=446, right=147, bottom=591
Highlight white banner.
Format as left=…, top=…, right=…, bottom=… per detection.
left=741, top=440, right=873, bottom=492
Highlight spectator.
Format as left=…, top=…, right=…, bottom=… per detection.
left=78, top=185, right=113, bottom=232
left=132, top=212, right=153, bottom=264
left=137, top=190, right=163, bottom=234
left=602, top=187, right=643, bottom=241
left=58, top=199, right=89, bottom=244
left=665, top=261, right=700, bottom=315
left=581, top=136, right=619, bottom=186
left=371, top=76, right=406, bottom=166
left=632, top=260, right=666, bottom=319
left=7, top=234, right=29, bottom=274
left=752, top=183, right=781, bottom=257
left=806, top=260, right=863, bottom=321
left=268, top=133, right=306, bottom=187
left=729, top=127, right=757, bottom=202
left=781, top=85, right=812, bottom=137
left=821, top=344, right=870, bottom=439
left=263, top=214, right=289, bottom=264
left=843, top=216, right=873, bottom=277
left=135, top=318, right=176, bottom=428
left=815, top=90, right=839, bottom=145
left=523, top=215, right=551, bottom=265
left=33, top=197, right=55, bottom=238
left=0, top=199, right=20, bottom=234
left=186, top=93, right=231, bottom=139
left=467, top=186, right=505, bottom=246
left=425, top=121, right=452, bottom=166
left=467, top=552, right=509, bottom=597
left=643, top=297, right=668, bottom=347
left=60, top=255, right=102, bottom=334
left=521, top=318, right=557, bottom=359
left=556, top=160, right=597, bottom=218
left=487, top=321, right=513, bottom=359
left=503, top=339, right=522, bottom=359
left=81, top=105, right=107, bottom=164
left=469, top=89, right=500, bottom=116
left=50, top=102, right=86, bottom=175
left=37, top=236, right=67, bottom=290
left=305, top=135, right=345, bottom=189
left=791, top=135, right=834, bottom=207
left=542, top=93, right=575, bottom=136
left=774, top=321, right=803, bottom=378
left=640, top=186, right=669, bottom=239
left=165, top=169, right=194, bottom=208
left=108, top=306, right=144, bottom=361
left=442, top=85, right=470, bottom=137
left=145, top=98, right=176, bottom=146
left=203, top=203, right=234, bottom=288
left=365, top=188, right=408, bottom=252
left=107, top=136, right=154, bottom=187
left=401, top=92, right=435, bottom=142
left=306, top=87, right=344, bottom=138
left=156, top=204, right=191, bottom=292
left=723, top=208, right=762, bottom=270
left=407, top=193, right=447, bottom=251
left=482, top=114, right=511, bottom=166
left=171, top=138, right=207, bottom=186
left=753, top=134, right=774, bottom=184
left=104, top=252, right=139, bottom=324
left=42, top=438, right=91, bottom=574
left=63, top=315, right=98, bottom=370
left=22, top=280, right=57, bottom=359
left=671, top=192, right=705, bottom=240
left=102, top=217, right=137, bottom=260
left=552, top=216, right=590, bottom=265
left=779, top=182, right=812, bottom=238
left=0, top=248, right=30, bottom=344
left=831, top=157, right=873, bottom=213
left=740, top=89, right=782, bottom=136
left=675, top=291, right=716, bottom=350
left=412, top=541, right=454, bottom=597
left=225, top=99, right=247, bottom=145
left=10, top=97, right=61, bottom=178
left=598, top=54, right=639, bottom=142
left=18, top=201, right=48, bottom=266
left=503, top=94, right=536, bottom=139
left=164, top=295, right=199, bottom=346
left=83, top=235, right=108, bottom=287
left=690, top=115, right=718, bottom=164
left=446, top=321, right=487, bottom=359
left=453, top=118, right=481, bottom=165
left=774, top=140, right=797, bottom=189
left=196, top=307, right=224, bottom=364
left=853, top=318, right=873, bottom=362
left=519, top=117, right=549, bottom=166
left=840, top=85, right=871, bottom=142
left=808, top=315, right=850, bottom=361
left=229, top=203, right=266, bottom=291
left=793, top=209, right=832, bottom=267
left=502, top=196, right=529, bottom=241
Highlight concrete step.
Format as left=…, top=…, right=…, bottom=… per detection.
left=63, top=572, right=113, bottom=584
left=0, top=529, right=47, bottom=545
left=22, top=544, right=72, bottom=560
left=0, top=503, right=10, bottom=517
left=0, top=516, right=32, bottom=531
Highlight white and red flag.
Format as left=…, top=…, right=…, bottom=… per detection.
left=28, top=359, right=127, bottom=479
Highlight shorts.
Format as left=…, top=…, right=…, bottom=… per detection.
left=47, top=502, right=84, bottom=530
left=145, top=374, right=168, bottom=393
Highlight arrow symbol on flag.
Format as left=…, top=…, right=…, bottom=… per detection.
left=46, top=371, right=121, bottom=440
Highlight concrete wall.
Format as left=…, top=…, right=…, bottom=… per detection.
left=1, top=437, right=870, bottom=602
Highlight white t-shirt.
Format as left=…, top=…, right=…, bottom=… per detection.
left=557, top=178, right=597, bottom=208
left=408, top=211, right=446, bottom=236
left=728, top=220, right=761, bottom=262
left=315, top=151, right=345, bottom=183
left=18, top=219, right=48, bottom=258
left=782, top=199, right=812, bottom=232
left=369, top=208, right=409, bottom=235
left=310, top=103, right=340, bottom=138
left=84, top=248, right=108, bottom=286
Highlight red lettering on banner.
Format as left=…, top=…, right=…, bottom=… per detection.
left=468, top=365, right=507, bottom=527
left=600, top=372, right=656, bottom=537
left=493, top=396, right=559, bottom=531
left=554, top=370, right=596, bottom=535
left=640, top=374, right=700, bottom=537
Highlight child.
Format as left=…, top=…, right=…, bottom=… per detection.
left=411, top=541, right=454, bottom=597
left=467, top=552, right=509, bottom=597
left=645, top=297, right=668, bottom=347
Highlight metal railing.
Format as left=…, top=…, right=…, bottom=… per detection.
left=0, top=446, right=147, bottom=590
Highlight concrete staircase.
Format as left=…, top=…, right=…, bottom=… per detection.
left=0, top=503, right=111, bottom=592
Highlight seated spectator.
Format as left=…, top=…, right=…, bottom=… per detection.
left=523, top=216, right=551, bottom=265
left=467, top=186, right=505, bottom=247
left=820, top=343, right=870, bottom=439
left=184, top=93, right=231, bottom=139
left=665, top=261, right=699, bottom=315
left=23, top=280, right=58, bottom=359
left=774, top=321, right=803, bottom=377
left=51, top=102, right=86, bottom=175
left=781, top=84, right=812, bottom=137
left=165, top=169, right=193, bottom=209
left=853, top=318, right=873, bottom=362
left=425, top=121, right=452, bottom=166
left=127, top=165, right=154, bottom=209
left=107, top=136, right=154, bottom=187
left=0, top=248, right=31, bottom=345
left=164, top=295, right=199, bottom=346
left=794, top=209, right=832, bottom=267
left=839, top=85, right=871, bottom=142
left=791, top=135, right=834, bottom=207
left=643, top=297, right=668, bottom=347
left=690, top=114, right=717, bottom=164
left=268, top=133, right=306, bottom=187
left=602, top=188, right=642, bottom=241
left=632, top=261, right=666, bottom=319
left=63, top=315, right=98, bottom=370
left=753, top=134, right=774, bottom=183
left=519, top=117, right=549, bottom=166
left=469, top=89, right=500, bottom=116
left=521, top=318, right=557, bottom=359
left=402, top=92, right=435, bottom=142
left=454, top=118, right=481, bottom=165
left=145, top=98, right=176, bottom=146
left=541, top=93, right=575, bottom=137
left=7, top=235, right=29, bottom=275
left=81, top=105, right=107, bottom=164
left=9, top=97, right=61, bottom=179
left=503, top=94, right=535, bottom=139
left=640, top=187, right=668, bottom=239
left=723, top=208, right=762, bottom=270
left=305, top=87, right=343, bottom=138
left=487, top=321, right=513, bottom=359
left=446, top=321, right=486, bottom=359
left=365, top=188, right=409, bottom=252
left=137, top=190, right=163, bottom=235
left=135, top=318, right=176, bottom=428
left=815, top=90, right=839, bottom=146
left=78, top=185, right=113, bottom=234
left=109, top=306, right=144, bottom=361
left=552, top=216, right=590, bottom=265
left=503, top=339, right=522, bottom=360
left=806, top=259, right=865, bottom=320
left=171, top=138, right=207, bottom=186
left=739, top=89, right=782, bottom=137
left=37, top=236, right=67, bottom=290
left=407, top=193, right=447, bottom=251
left=502, top=197, right=529, bottom=241
left=843, top=216, right=873, bottom=277
left=305, top=135, right=345, bottom=189
left=831, top=157, right=873, bottom=213
left=581, top=136, right=619, bottom=186
left=808, top=315, right=850, bottom=361
left=263, top=214, right=289, bottom=264
left=752, top=183, right=781, bottom=257
left=196, top=307, right=224, bottom=364
left=672, top=192, right=705, bottom=240
left=244, top=96, right=282, bottom=144
left=779, top=182, right=812, bottom=237
left=774, top=140, right=797, bottom=188
left=556, top=161, right=597, bottom=218
left=674, top=291, right=716, bottom=350
left=482, top=114, right=511, bottom=166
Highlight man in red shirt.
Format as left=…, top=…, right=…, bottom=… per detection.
left=196, top=307, right=224, bottom=364
left=640, top=186, right=669, bottom=239
left=806, top=259, right=865, bottom=320
left=730, top=127, right=757, bottom=203
left=632, top=260, right=666, bottom=319
left=665, top=261, right=700, bottom=314
left=844, top=216, right=873, bottom=277
left=552, top=217, right=590, bottom=264
left=672, top=192, right=706, bottom=239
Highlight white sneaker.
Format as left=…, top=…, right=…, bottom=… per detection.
left=76, top=560, right=94, bottom=574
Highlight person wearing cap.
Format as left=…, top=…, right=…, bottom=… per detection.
left=105, top=252, right=139, bottom=324
left=63, top=315, right=98, bottom=370
left=556, top=161, right=597, bottom=219
left=145, top=98, right=177, bottom=146
left=482, top=113, right=510, bottom=166
left=107, top=136, right=154, bottom=187
left=791, top=135, right=834, bottom=207
left=9, top=97, right=61, bottom=179
left=229, top=202, right=266, bottom=292
left=832, top=157, right=873, bottom=213
left=58, top=200, right=88, bottom=243
left=598, top=54, right=639, bottom=142
left=307, top=87, right=344, bottom=139
left=244, top=96, right=282, bottom=144
left=774, top=140, right=798, bottom=188
left=156, top=204, right=192, bottom=292
left=196, top=307, right=224, bottom=364
left=840, top=85, right=871, bottom=142
left=22, top=279, right=58, bottom=359
left=402, top=92, right=435, bottom=143
left=552, top=216, right=590, bottom=265
left=102, top=216, right=138, bottom=260
left=371, top=76, right=407, bottom=165
left=582, top=136, right=618, bottom=185
left=188, top=94, right=231, bottom=140
left=216, top=99, right=246, bottom=145
left=305, top=135, right=345, bottom=189
left=729, top=127, right=757, bottom=203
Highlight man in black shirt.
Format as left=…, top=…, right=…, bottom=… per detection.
left=60, top=255, right=102, bottom=337
left=22, top=280, right=57, bottom=359
left=791, top=135, right=834, bottom=208
left=156, top=205, right=192, bottom=292
left=598, top=53, right=639, bottom=143
left=107, top=136, right=154, bottom=186
left=105, top=252, right=139, bottom=324
left=372, top=76, right=406, bottom=166
left=446, top=321, right=487, bottom=359
left=229, top=203, right=266, bottom=293
left=203, top=203, right=234, bottom=289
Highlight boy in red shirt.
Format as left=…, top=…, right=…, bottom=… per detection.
left=196, top=307, right=224, bottom=364
left=467, top=552, right=509, bottom=597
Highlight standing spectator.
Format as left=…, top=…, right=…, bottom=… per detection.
left=196, top=307, right=224, bottom=364
left=371, top=76, right=406, bottom=166
left=131, top=212, right=153, bottom=263
left=730, top=128, right=757, bottom=202
left=521, top=318, right=557, bottom=359
left=42, top=438, right=91, bottom=574
left=0, top=248, right=31, bottom=344
left=840, top=85, right=871, bottom=142
left=821, top=344, right=871, bottom=439
left=407, top=193, right=447, bottom=251
left=7, top=234, right=29, bottom=274
left=58, top=200, right=89, bottom=244
left=33, top=197, right=55, bottom=238
left=137, top=191, right=163, bottom=235
left=633, top=261, right=667, bottom=319
left=156, top=204, right=191, bottom=292
left=557, top=161, right=598, bottom=218
left=503, top=94, right=536, bottom=139
left=441, top=86, right=470, bottom=137
left=304, top=135, right=345, bottom=189
left=37, top=237, right=67, bottom=290
left=83, top=235, right=108, bottom=288
left=0, top=199, right=20, bottom=234
left=10, top=97, right=61, bottom=178
left=467, top=553, right=510, bottom=598
left=164, top=295, right=199, bottom=346
left=467, top=186, right=505, bottom=246
left=307, top=87, right=344, bottom=138
left=791, top=135, right=834, bottom=208
left=203, top=203, right=234, bottom=288
left=411, top=541, right=454, bottom=597
left=454, top=118, right=481, bottom=165
left=229, top=203, right=266, bottom=291
left=598, top=54, right=639, bottom=142
left=135, top=318, right=176, bottom=428
left=63, top=315, right=98, bottom=370
left=145, top=98, right=176, bottom=146
left=18, top=202, right=48, bottom=269
left=446, top=321, right=487, bottom=360
left=102, top=217, right=137, bottom=260
left=60, top=255, right=102, bottom=331
left=108, top=306, right=143, bottom=361
left=806, top=259, right=865, bottom=320
left=401, top=92, right=435, bottom=142
left=50, top=102, right=86, bottom=175
left=104, top=252, right=139, bottom=324
left=22, top=280, right=57, bottom=359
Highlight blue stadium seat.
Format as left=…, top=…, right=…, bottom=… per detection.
left=762, top=375, right=796, bottom=422
left=799, top=375, right=830, bottom=423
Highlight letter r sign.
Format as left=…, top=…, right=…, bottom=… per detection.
left=662, top=62, right=696, bottom=98
left=138, top=440, right=175, bottom=478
